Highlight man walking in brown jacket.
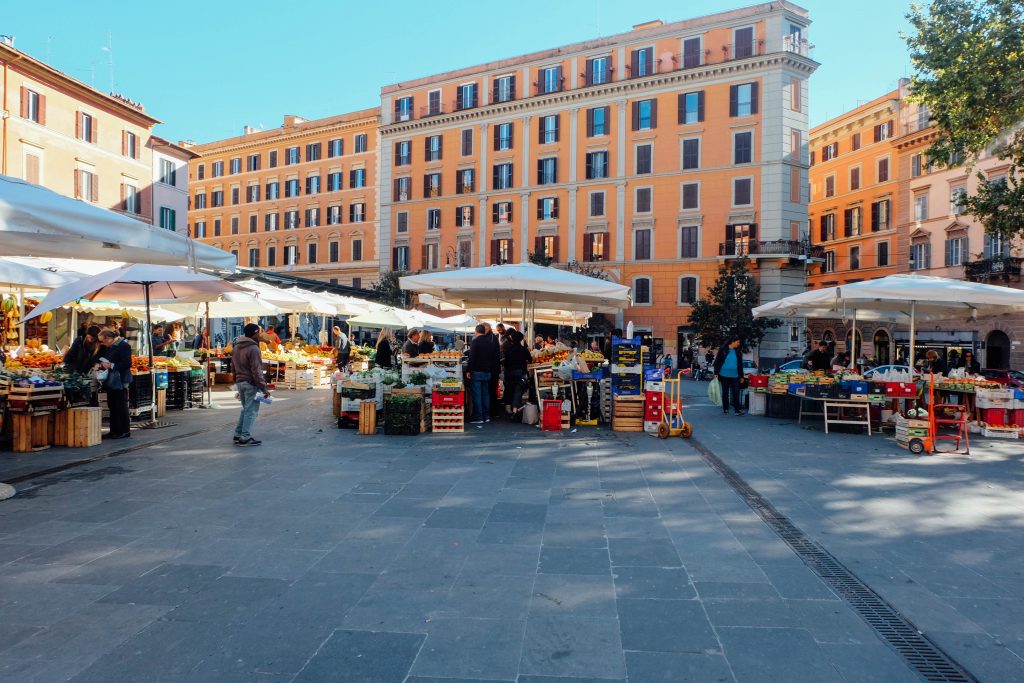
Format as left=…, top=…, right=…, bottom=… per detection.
left=231, top=323, right=269, bottom=446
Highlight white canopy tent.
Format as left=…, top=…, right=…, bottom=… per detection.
left=231, top=280, right=335, bottom=315
left=0, top=174, right=235, bottom=271
left=753, top=274, right=1024, bottom=367
left=346, top=307, right=421, bottom=330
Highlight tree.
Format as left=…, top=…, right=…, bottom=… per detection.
left=905, top=0, right=1024, bottom=241
left=528, top=251, right=552, bottom=267
left=688, top=258, right=781, bottom=351
left=371, top=270, right=408, bottom=308
left=564, top=260, right=610, bottom=281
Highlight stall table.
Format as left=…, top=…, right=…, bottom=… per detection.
left=795, top=393, right=872, bottom=434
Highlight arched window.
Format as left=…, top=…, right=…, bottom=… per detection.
left=873, top=329, right=890, bottom=365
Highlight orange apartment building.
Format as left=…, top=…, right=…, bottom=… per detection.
left=186, top=110, right=380, bottom=288
left=378, top=1, right=819, bottom=362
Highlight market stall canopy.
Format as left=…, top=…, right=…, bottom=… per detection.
left=346, top=307, right=420, bottom=330
left=459, top=307, right=592, bottom=326
left=231, top=280, right=335, bottom=314
left=0, top=257, right=80, bottom=290
left=281, top=287, right=368, bottom=316
left=412, top=312, right=480, bottom=334
left=311, top=291, right=375, bottom=317
left=21, top=264, right=250, bottom=323
left=73, top=300, right=188, bottom=322
left=0, top=174, right=236, bottom=271
left=165, top=293, right=283, bottom=319
left=399, top=264, right=631, bottom=313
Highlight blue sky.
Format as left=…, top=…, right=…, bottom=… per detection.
left=2, top=0, right=915, bottom=143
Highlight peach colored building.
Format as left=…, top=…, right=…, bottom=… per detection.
left=186, top=110, right=380, bottom=288
left=378, top=1, right=818, bottom=363
left=1, top=38, right=160, bottom=223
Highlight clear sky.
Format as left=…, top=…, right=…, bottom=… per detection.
left=2, top=0, right=915, bottom=143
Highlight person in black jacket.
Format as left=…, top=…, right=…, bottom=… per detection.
left=98, top=329, right=133, bottom=439
left=375, top=329, right=394, bottom=369
left=961, top=351, right=981, bottom=374
left=64, top=325, right=102, bottom=374
left=483, top=323, right=503, bottom=418
left=713, top=334, right=746, bottom=416
left=466, top=324, right=494, bottom=424
left=503, top=329, right=532, bottom=417
left=807, top=341, right=832, bottom=372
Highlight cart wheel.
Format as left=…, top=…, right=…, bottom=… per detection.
left=680, top=422, right=693, bottom=438
left=657, top=423, right=670, bottom=439
left=909, top=438, right=925, bottom=454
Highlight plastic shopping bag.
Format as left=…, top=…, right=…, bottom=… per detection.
left=707, top=377, right=722, bottom=407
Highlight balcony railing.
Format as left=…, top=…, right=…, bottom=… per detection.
left=964, top=257, right=1023, bottom=281
left=721, top=40, right=764, bottom=61
left=419, top=103, right=446, bottom=118
left=719, top=240, right=825, bottom=259
left=782, top=35, right=813, bottom=57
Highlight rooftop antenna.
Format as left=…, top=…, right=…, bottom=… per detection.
left=100, top=31, right=114, bottom=92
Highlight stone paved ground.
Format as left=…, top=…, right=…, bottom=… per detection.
left=0, top=384, right=1020, bottom=682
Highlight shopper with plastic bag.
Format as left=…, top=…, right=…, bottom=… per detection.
left=707, top=374, right=722, bottom=407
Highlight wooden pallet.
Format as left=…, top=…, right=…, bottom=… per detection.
left=432, top=406, right=465, bottom=433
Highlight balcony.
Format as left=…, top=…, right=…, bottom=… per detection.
left=719, top=240, right=825, bottom=259
left=721, top=40, right=765, bottom=62
left=964, top=257, right=1023, bottom=282
left=782, top=35, right=813, bottom=57
left=419, top=103, right=446, bottom=119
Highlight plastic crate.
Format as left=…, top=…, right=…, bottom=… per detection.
left=787, top=383, right=807, bottom=396
left=431, top=390, right=464, bottom=407
left=748, top=375, right=768, bottom=388
left=885, top=382, right=918, bottom=398
left=840, top=379, right=868, bottom=394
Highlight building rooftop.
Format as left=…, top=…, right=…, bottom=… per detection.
left=184, top=107, right=381, bottom=153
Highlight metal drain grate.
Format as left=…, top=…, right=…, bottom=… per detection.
left=689, top=437, right=977, bottom=683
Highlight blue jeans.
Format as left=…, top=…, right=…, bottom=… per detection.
left=235, top=381, right=261, bottom=439
left=470, top=371, right=491, bottom=421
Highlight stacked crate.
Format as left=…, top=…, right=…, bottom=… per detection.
left=165, top=369, right=189, bottom=410
left=128, top=370, right=154, bottom=417
left=612, top=395, right=644, bottom=432
left=431, top=386, right=465, bottom=433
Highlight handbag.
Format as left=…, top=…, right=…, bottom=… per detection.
left=105, top=369, right=125, bottom=391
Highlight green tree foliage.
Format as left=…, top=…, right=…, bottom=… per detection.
left=905, top=0, right=1024, bottom=240
left=527, top=251, right=553, bottom=267
left=688, top=258, right=781, bottom=351
left=564, top=260, right=610, bottom=281
left=371, top=270, right=408, bottom=308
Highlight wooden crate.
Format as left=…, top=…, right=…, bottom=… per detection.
left=12, top=412, right=52, bottom=452
left=358, top=401, right=377, bottom=435
left=332, top=390, right=342, bottom=417
left=156, top=388, right=167, bottom=418
left=612, top=395, right=645, bottom=432
left=7, top=384, right=63, bottom=413
left=69, top=407, right=102, bottom=447
left=52, top=410, right=71, bottom=446
left=431, top=406, right=465, bottom=433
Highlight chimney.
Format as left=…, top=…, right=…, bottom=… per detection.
left=0, top=35, right=15, bottom=47
left=243, top=125, right=257, bottom=135
left=282, top=115, right=306, bottom=128
left=632, top=20, right=663, bottom=31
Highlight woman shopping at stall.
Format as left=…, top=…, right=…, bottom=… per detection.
left=418, top=330, right=436, bottom=355
left=503, top=329, right=532, bottom=419
left=375, top=329, right=395, bottom=369
left=97, top=329, right=133, bottom=439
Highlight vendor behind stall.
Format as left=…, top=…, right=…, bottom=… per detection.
left=403, top=329, right=421, bottom=359
left=961, top=351, right=980, bottom=374
left=924, top=350, right=947, bottom=375
left=151, top=324, right=171, bottom=356
left=807, top=341, right=831, bottom=372
left=333, top=326, right=351, bottom=368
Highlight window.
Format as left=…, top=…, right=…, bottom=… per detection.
left=397, top=212, right=409, bottom=233
left=537, top=157, right=558, bottom=185
left=395, top=140, right=411, bottom=166
left=352, top=238, right=363, bottom=261
left=193, top=221, right=206, bottom=238
left=327, top=171, right=342, bottom=192
left=632, top=99, right=657, bottom=130
left=212, top=161, right=224, bottom=177
left=23, top=88, right=43, bottom=123
left=211, top=190, right=224, bottom=207
left=540, top=114, right=560, bottom=144
left=631, top=47, right=654, bottom=77
left=911, top=154, right=923, bottom=178
left=636, top=144, right=653, bottom=174
left=327, top=205, right=341, bottom=225
left=587, top=55, right=611, bottom=85
left=492, top=238, right=512, bottom=265
left=790, top=167, right=801, bottom=203
left=493, top=163, right=514, bottom=190
left=456, top=205, right=475, bottom=227
left=122, top=184, right=139, bottom=213
left=849, top=166, right=861, bottom=191
left=328, top=138, right=344, bottom=158
left=349, top=168, right=366, bottom=188
left=458, top=240, right=473, bottom=268
left=306, top=143, right=321, bottom=162
left=945, top=236, right=967, bottom=267
left=790, top=77, right=802, bottom=111
left=246, top=185, right=260, bottom=203
left=635, top=187, right=652, bottom=213
left=850, top=246, right=861, bottom=270
left=678, top=91, right=704, bottom=124
left=730, top=82, right=759, bottom=117
left=427, top=90, right=442, bottom=116
left=984, top=233, right=1006, bottom=259
left=950, top=186, right=967, bottom=215
left=306, top=175, right=320, bottom=195
left=456, top=168, right=475, bottom=194
left=540, top=65, right=562, bottom=94
left=824, top=175, right=835, bottom=198
left=285, top=210, right=299, bottom=229
left=822, top=142, right=838, bottom=161
left=266, top=181, right=280, bottom=200
left=285, top=179, right=299, bottom=198
left=681, top=138, right=700, bottom=170
left=265, top=212, right=279, bottom=231
left=733, top=178, right=752, bottom=206
left=394, top=246, right=410, bottom=270
left=877, top=158, right=889, bottom=183
left=681, top=182, right=699, bottom=210
left=231, top=216, right=239, bottom=234
left=248, top=248, right=259, bottom=267
left=537, top=197, right=559, bottom=220
left=158, top=207, right=176, bottom=230
left=305, top=207, right=320, bottom=227
left=197, top=164, right=205, bottom=181
left=493, top=75, right=515, bottom=103
left=79, top=112, right=94, bottom=142
left=461, top=129, right=473, bottom=156
left=267, top=246, right=276, bottom=266
left=910, top=242, right=930, bottom=270
left=871, top=199, right=890, bottom=231
left=424, top=172, right=442, bottom=197
left=634, top=228, right=652, bottom=260
left=851, top=133, right=861, bottom=151
left=679, top=277, right=697, bottom=304
left=307, top=242, right=317, bottom=264
left=231, top=187, right=240, bottom=205
left=682, top=36, right=702, bottom=68
left=286, top=147, right=300, bottom=165
left=873, top=121, right=893, bottom=142
left=633, top=277, right=651, bottom=304
left=122, top=131, right=138, bottom=159
left=426, top=208, right=441, bottom=230
left=268, top=150, right=278, bottom=168
left=456, top=83, right=478, bottom=110
left=587, top=106, right=609, bottom=136
left=493, top=201, right=513, bottom=225
left=734, top=131, right=753, bottom=164
left=877, top=241, right=890, bottom=267
left=589, top=191, right=605, bottom=217
left=585, top=151, right=608, bottom=180
left=495, top=122, right=514, bottom=150
left=350, top=202, right=366, bottom=223
left=914, top=194, right=929, bottom=221
left=734, top=26, right=755, bottom=58
left=241, top=154, right=258, bottom=173
left=537, top=235, right=559, bottom=262
left=824, top=251, right=836, bottom=273
left=425, top=135, right=443, bottom=162
left=394, top=97, right=413, bottom=122
left=329, top=241, right=339, bottom=263
left=584, top=232, right=607, bottom=262
left=213, top=219, right=221, bottom=236
left=843, top=207, right=862, bottom=237
left=680, top=226, right=699, bottom=258
left=393, top=177, right=411, bottom=201
left=819, top=213, right=837, bottom=241
left=354, top=134, right=367, bottom=153
left=230, top=158, right=242, bottom=174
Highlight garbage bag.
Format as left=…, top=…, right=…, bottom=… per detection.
left=707, top=377, right=722, bottom=407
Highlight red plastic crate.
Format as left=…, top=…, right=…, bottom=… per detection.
left=431, top=390, right=464, bottom=407
left=885, top=382, right=918, bottom=398
left=983, top=408, right=1007, bottom=426
left=748, top=375, right=768, bottom=388
left=1011, top=409, right=1024, bottom=427
left=541, top=399, right=563, bottom=432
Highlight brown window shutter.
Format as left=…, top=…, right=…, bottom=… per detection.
left=19, top=86, right=28, bottom=118
left=535, top=235, right=543, bottom=254
left=631, top=101, right=639, bottom=131
left=729, top=86, right=738, bottom=117
left=583, top=234, right=593, bottom=261
left=424, top=138, right=430, bottom=162
left=509, top=122, right=515, bottom=147
left=122, top=130, right=127, bottom=156
left=490, top=239, right=499, bottom=265
left=584, top=58, right=594, bottom=86
left=76, top=112, right=82, bottom=140
left=492, top=203, right=499, bottom=224
left=438, top=137, right=443, bottom=161
left=552, top=197, right=559, bottom=218
left=697, top=91, right=705, bottom=122
left=38, top=94, right=46, bottom=126
left=74, top=169, right=81, bottom=199
left=421, top=244, right=429, bottom=270
left=552, top=236, right=560, bottom=262
left=120, top=182, right=126, bottom=210
left=469, top=205, right=475, bottom=225
left=749, top=223, right=757, bottom=241
left=91, top=175, right=99, bottom=203
left=508, top=239, right=514, bottom=263
left=536, top=200, right=543, bottom=220
left=538, top=117, right=545, bottom=145
left=587, top=108, right=594, bottom=136
left=676, top=94, right=685, bottom=124
left=750, top=82, right=759, bottom=115
left=493, top=126, right=499, bottom=151
left=630, top=50, right=639, bottom=77
left=554, top=114, right=560, bottom=141
left=650, top=99, right=658, bottom=128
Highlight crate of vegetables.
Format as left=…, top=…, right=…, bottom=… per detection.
left=6, top=379, right=63, bottom=413
left=384, top=393, right=425, bottom=435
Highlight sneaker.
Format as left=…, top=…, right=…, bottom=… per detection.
left=235, top=437, right=262, bottom=446
left=232, top=436, right=242, bottom=443
left=485, top=418, right=491, bottom=423
left=470, top=419, right=485, bottom=425
left=109, top=432, right=131, bottom=440
left=735, top=410, right=746, bottom=416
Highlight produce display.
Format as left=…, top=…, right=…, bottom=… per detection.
left=532, top=349, right=571, bottom=364
left=578, top=350, right=605, bottom=361
left=416, top=351, right=463, bottom=361
left=936, top=378, right=1001, bottom=392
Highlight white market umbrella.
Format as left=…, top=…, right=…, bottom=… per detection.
left=0, top=174, right=235, bottom=270
left=232, top=279, right=335, bottom=314
left=0, top=257, right=80, bottom=289
left=753, top=274, right=1024, bottom=368
left=346, top=307, right=420, bottom=330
